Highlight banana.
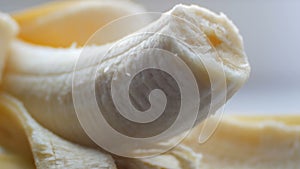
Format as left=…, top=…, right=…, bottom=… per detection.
left=2, top=2, right=250, bottom=147
left=0, top=92, right=117, bottom=169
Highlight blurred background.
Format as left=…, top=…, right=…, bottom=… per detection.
left=1, top=0, right=299, bottom=115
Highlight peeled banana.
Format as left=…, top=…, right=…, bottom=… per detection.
left=2, top=1, right=250, bottom=147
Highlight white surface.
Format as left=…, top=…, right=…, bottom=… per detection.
left=0, top=0, right=299, bottom=114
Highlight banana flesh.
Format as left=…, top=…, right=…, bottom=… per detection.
left=3, top=3, right=250, bottom=146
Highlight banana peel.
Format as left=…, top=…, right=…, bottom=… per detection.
left=119, top=116, right=300, bottom=169
left=181, top=116, right=300, bottom=169
left=12, top=0, right=149, bottom=47
left=0, top=92, right=117, bottom=169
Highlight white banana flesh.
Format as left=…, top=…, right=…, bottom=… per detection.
left=2, top=3, right=250, bottom=146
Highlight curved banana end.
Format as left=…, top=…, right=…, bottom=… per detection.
left=169, top=4, right=250, bottom=99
